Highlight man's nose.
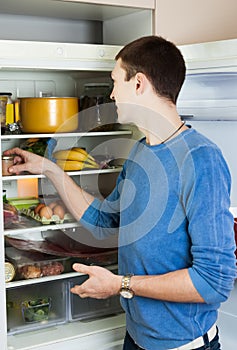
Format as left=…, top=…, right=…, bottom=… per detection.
left=110, top=90, right=115, bottom=100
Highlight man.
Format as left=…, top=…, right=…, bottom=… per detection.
left=5, top=36, right=236, bottom=350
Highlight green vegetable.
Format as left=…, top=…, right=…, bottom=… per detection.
left=22, top=298, right=51, bottom=323
left=20, top=138, right=49, bottom=157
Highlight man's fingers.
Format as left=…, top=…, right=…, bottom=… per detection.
left=70, top=285, right=86, bottom=297
left=72, top=263, right=91, bottom=274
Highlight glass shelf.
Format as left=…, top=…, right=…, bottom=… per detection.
left=2, top=166, right=123, bottom=181
left=1, top=130, right=132, bottom=140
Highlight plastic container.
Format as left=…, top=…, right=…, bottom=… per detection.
left=7, top=279, right=67, bottom=334
left=21, top=206, right=73, bottom=225
left=5, top=247, right=69, bottom=280
left=69, top=273, right=123, bottom=322
left=8, top=197, right=39, bottom=210
left=21, top=298, right=52, bottom=323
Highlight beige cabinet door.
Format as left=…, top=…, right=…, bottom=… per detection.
left=154, top=0, right=237, bottom=44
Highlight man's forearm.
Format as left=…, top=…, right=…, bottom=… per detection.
left=127, top=269, right=204, bottom=303
left=43, top=161, right=94, bottom=220
left=71, top=264, right=205, bottom=303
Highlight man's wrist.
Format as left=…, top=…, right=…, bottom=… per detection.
left=116, top=275, right=123, bottom=295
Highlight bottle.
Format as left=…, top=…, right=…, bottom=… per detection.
left=2, top=189, right=8, bottom=203
left=6, top=93, right=14, bottom=125
left=14, top=99, right=20, bottom=122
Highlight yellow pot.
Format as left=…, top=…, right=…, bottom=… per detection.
left=19, top=97, right=79, bottom=133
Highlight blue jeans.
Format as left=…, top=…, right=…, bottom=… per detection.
left=123, top=328, right=221, bottom=350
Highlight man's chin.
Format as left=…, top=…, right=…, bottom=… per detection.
left=117, top=113, right=131, bottom=125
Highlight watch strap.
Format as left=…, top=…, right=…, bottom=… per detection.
left=120, top=274, right=134, bottom=298
left=121, top=274, right=133, bottom=290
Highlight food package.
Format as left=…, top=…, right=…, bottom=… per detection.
left=3, top=202, right=19, bottom=228
left=20, top=138, right=57, bottom=160
left=20, top=207, right=73, bottom=225
left=8, top=197, right=39, bottom=210
left=21, top=200, right=73, bottom=225
left=5, top=247, right=69, bottom=279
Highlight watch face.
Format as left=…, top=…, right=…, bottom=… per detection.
left=120, top=289, right=134, bottom=299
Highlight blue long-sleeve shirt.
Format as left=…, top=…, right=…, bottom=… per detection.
left=81, top=127, right=236, bottom=349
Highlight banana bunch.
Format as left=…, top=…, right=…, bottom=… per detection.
left=53, top=147, right=99, bottom=171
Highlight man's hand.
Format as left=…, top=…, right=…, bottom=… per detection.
left=3, top=147, right=51, bottom=175
left=70, top=263, right=122, bottom=299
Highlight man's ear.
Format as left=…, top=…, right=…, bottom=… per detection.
left=135, top=72, right=148, bottom=95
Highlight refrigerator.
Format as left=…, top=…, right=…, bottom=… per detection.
left=0, top=5, right=237, bottom=349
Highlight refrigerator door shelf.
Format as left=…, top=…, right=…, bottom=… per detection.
left=177, top=72, right=237, bottom=120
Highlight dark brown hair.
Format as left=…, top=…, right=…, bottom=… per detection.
left=115, top=36, right=186, bottom=104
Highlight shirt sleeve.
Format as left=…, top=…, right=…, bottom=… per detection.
left=80, top=164, right=126, bottom=239
left=181, top=145, right=236, bottom=304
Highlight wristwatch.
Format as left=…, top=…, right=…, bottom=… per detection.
left=120, top=274, right=134, bottom=299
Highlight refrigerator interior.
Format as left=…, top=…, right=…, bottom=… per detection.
left=0, top=65, right=129, bottom=350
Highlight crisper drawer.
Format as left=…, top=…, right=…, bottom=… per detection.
left=7, top=279, right=68, bottom=335
left=69, top=275, right=123, bottom=322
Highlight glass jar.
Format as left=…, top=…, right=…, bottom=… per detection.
left=0, top=93, right=9, bottom=134
left=79, top=83, right=117, bottom=131
left=5, top=260, right=16, bottom=282
left=2, top=155, right=14, bottom=176
left=2, top=189, right=7, bottom=203
left=80, top=83, right=111, bottom=110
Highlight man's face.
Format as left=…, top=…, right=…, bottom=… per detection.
left=110, top=58, right=136, bottom=124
